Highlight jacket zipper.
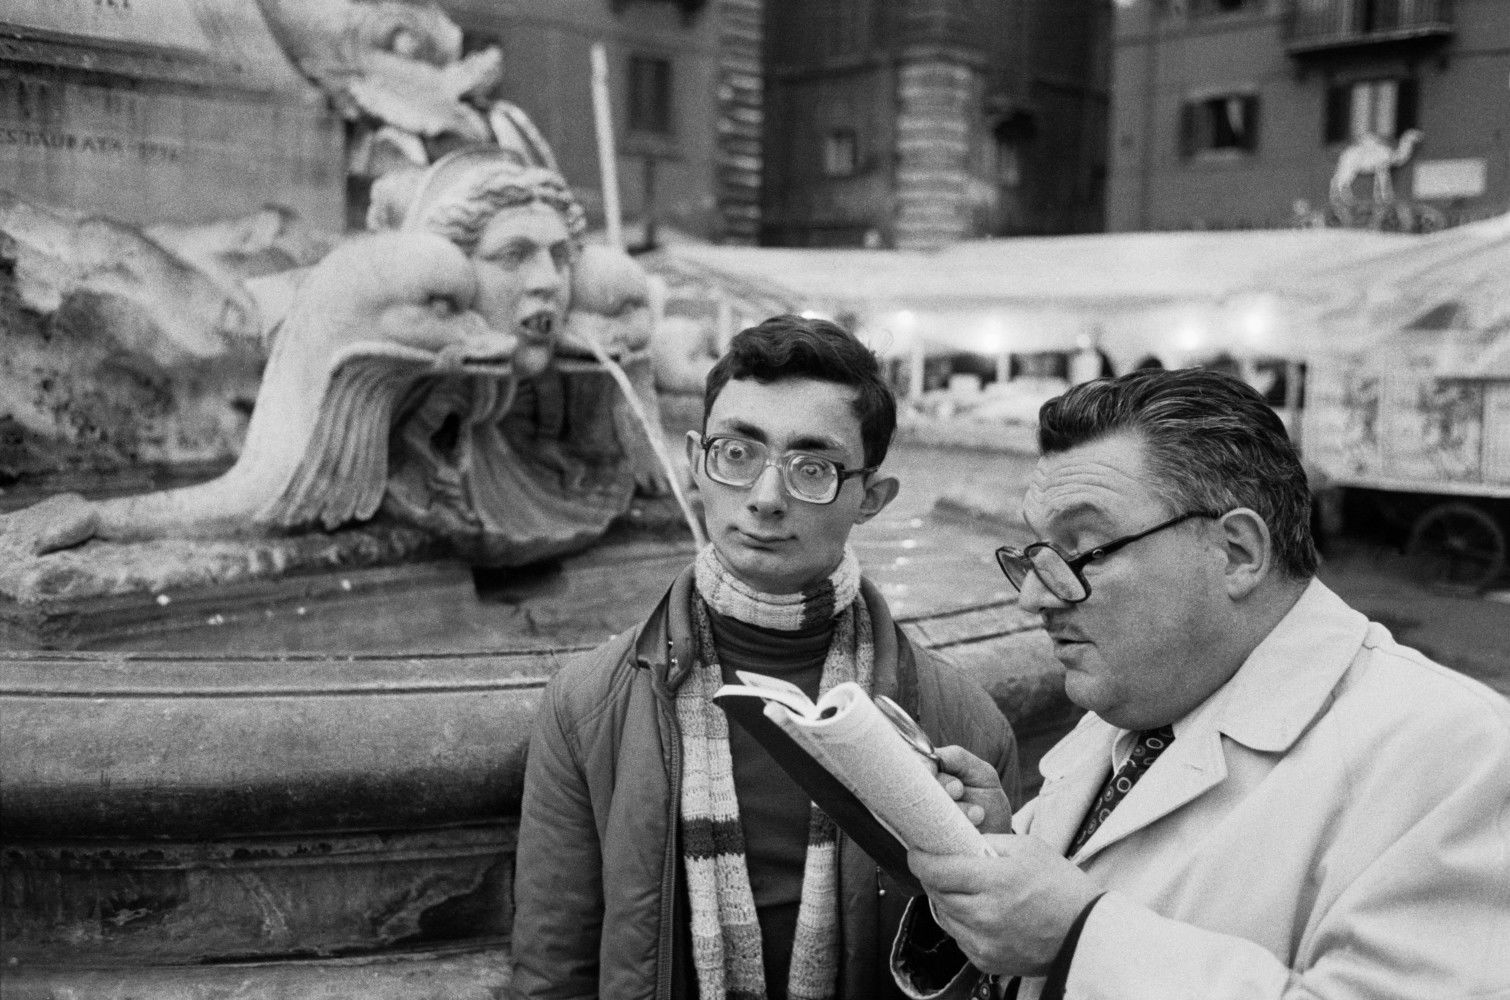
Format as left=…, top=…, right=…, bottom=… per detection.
left=655, top=639, right=683, bottom=1000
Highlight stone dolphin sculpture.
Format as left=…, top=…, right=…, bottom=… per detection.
left=1, top=228, right=540, bottom=552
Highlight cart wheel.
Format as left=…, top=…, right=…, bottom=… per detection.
left=1405, top=502, right=1507, bottom=593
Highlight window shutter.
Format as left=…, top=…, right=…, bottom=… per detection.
left=1179, top=102, right=1197, bottom=158
left=628, top=56, right=674, bottom=135
left=1396, top=76, right=1419, bottom=133
left=1324, top=84, right=1350, bottom=144
left=1242, top=94, right=1261, bottom=151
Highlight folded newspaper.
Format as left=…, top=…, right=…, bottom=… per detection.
left=714, top=670, right=988, bottom=891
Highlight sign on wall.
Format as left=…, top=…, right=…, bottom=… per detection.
left=1414, top=159, right=1488, bottom=201
left=3, top=0, right=212, bottom=54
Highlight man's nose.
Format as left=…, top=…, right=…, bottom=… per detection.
left=745, top=463, right=788, bottom=512
left=1015, top=566, right=1069, bottom=615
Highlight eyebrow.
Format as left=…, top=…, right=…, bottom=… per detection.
left=1023, top=503, right=1114, bottom=541
left=712, top=421, right=846, bottom=455
left=711, top=419, right=768, bottom=443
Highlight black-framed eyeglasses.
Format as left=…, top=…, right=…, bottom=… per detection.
left=994, top=510, right=1223, bottom=604
left=698, top=434, right=876, bottom=505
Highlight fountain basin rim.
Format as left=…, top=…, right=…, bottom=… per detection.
left=0, top=648, right=586, bottom=697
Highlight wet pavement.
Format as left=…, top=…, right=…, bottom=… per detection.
left=874, top=442, right=1510, bottom=700
left=24, top=439, right=1507, bottom=699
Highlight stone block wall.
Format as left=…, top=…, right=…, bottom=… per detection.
left=894, top=55, right=985, bottom=249
left=716, top=0, right=764, bottom=244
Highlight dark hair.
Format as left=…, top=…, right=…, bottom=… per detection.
left=703, top=314, right=897, bottom=468
left=1038, top=368, right=1317, bottom=579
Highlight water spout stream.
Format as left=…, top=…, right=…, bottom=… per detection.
left=574, top=338, right=709, bottom=549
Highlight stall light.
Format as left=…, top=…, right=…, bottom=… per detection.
left=799, top=309, right=832, bottom=322
left=1175, top=318, right=1207, bottom=353
left=977, top=315, right=1008, bottom=355
left=1236, top=294, right=1278, bottom=352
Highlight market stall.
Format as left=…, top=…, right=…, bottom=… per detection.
left=1277, top=213, right=1510, bottom=590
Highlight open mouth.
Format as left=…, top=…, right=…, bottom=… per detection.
left=519, top=310, right=557, bottom=343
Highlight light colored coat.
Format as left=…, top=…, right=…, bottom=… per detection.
left=1014, top=579, right=1510, bottom=1000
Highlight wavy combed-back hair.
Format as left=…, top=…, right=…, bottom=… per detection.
left=704, top=314, right=897, bottom=469
left=1038, top=368, right=1318, bottom=579
left=366, top=146, right=586, bottom=252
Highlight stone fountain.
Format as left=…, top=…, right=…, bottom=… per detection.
left=0, top=4, right=1071, bottom=997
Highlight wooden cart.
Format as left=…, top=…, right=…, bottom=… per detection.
left=1301, top=328, right=1510, bottom=592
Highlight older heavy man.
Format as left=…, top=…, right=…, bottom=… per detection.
left=898, top=368, right=1510, bottom=1000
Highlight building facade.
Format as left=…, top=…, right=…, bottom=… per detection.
left=444, top=0, right=761, bottom=243
left=760, top=0, right=1111, bottom=249
left=1107, top=0, right=1510, bottom=232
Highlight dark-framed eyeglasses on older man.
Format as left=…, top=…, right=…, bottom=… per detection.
left=994, top=510, right=1224, bottom=604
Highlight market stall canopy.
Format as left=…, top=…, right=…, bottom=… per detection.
left=670, top=229, right=1405, bottom=309
left=1245, top=211, right=1510, bottom=362
left=659, top=228, right=1408, bottom=359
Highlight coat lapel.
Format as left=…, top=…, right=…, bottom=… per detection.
left=1062, top=580, right=1367, bottom=865
left=1070, top=725, right=1227, bottom=864
left=1027, top=716, right=1119, bottom=855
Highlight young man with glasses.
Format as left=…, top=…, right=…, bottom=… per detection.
left=894, top=368, right=1510, bottom=1000
left=510, top=314, right=1019, bottom=1000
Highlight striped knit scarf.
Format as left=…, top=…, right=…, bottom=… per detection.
left=692, top=543, right=862, bottom=631
left=679, top=544, right=872, bottom=1000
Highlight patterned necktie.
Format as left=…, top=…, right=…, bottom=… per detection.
left=1066, top=725, right=1175, bottom=856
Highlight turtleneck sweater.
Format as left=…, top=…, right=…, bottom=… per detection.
left=708, top=607, right=834, bottom=1000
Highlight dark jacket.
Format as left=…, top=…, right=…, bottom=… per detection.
left=510, top=565, right=1021, bottom=1000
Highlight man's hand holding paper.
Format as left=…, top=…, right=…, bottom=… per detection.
left=908, top=833, right=1102, bottom=977
left=909, top=746, right=1098, bottom=978
left=932, top=744, right=1014, bottom=835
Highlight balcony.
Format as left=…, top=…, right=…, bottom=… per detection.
left=1284, top=0, right=1453, bottom=56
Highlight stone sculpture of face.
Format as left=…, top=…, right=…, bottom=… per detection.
left=469, top=201, right=573, bottom=380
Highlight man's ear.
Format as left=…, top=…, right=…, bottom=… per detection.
left=855, top=474, right=900, bottom=524
left=684, top=431, right=702, bottom=476
left=1216, top=508, right=1271, bottom=600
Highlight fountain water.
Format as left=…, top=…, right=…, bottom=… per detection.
left=574, top=313, right=709, bottom=550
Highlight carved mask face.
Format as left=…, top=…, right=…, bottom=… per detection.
left=471, top=202, right=573, bottom=380
left=347, top=1, right=461, bottom=69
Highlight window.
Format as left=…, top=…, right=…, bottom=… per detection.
left=628, top=56, right=673, bottom=135
left=1324, top=78, right=1417, bottom=143
left=1191, top=0, right=1262, bottom=15
left=994, top=138, right=1022, bottom=188
left=823, top=129, right=858, bottom=177
left=610, top=0, right=707, bottom=20
left=1180, top=94, right=1261, bottom=156
left=1352, top=0, right=1404, bottom=34
left=991, top=113, right=1034, bottom=188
